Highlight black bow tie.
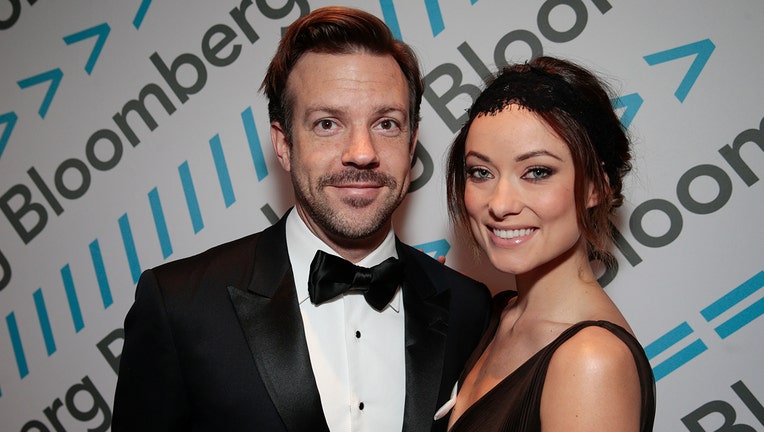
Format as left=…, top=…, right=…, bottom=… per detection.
left=308, top=250, right=404, bottom=311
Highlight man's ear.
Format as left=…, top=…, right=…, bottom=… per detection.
left=409, top=126, right=419, bottom=160
left=271, top=121, right=291, bottom=172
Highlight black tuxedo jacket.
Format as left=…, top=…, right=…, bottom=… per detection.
left=112, top=215, right=490, bottom=431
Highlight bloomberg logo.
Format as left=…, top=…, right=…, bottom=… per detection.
left=0, top=0, right=311, bottom=292
left=418, top=0, right=762, bottom=286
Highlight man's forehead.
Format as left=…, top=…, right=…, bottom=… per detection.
left=288, top=51, right=405, bottom=84
left=285, top=52, right=410, bottom=113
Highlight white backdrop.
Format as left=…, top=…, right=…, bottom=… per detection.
left=1, top=1, right=762, bottom=430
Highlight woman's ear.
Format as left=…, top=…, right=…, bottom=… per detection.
left=586, top=172, right=609, bottom=209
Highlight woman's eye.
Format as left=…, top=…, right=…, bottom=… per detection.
left=467, top=167, right=492, bottom=180
left=524, top=167, right=552, bottom=180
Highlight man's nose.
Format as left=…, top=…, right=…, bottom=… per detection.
left=342, top=129, right=380, bottom=168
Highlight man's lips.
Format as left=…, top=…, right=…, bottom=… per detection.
left=331, top=182, right=383, bottom=188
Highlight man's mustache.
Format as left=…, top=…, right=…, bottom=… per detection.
left=318, top=169, right=397, bottom=188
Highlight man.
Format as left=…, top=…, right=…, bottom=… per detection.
left=112, top=7, right=490, bottom=431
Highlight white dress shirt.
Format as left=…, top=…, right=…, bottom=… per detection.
left=285, top=210, right=406, bottom=432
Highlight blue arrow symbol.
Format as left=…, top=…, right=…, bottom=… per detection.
left=63, top=23, right=110, bottom=75
left=0, top=112, right=18, bottom=159
left=611, top=93, right=643, bottom=130
left=424, top=0, right=445, bottom=36
left=413, top=239, right=451, bottom=260
left=379, top=0, right=403, bottom=40
left=134, top=0, right=152, bottom=29
left=643, top=39, right=715, bottom=103
left=17, top=68, right=63, bottom=118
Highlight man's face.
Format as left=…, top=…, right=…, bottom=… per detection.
left=272, top=51, right=417, bottom=257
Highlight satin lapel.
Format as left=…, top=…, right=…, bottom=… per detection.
left=227, top=219, right=329, bottom=432
left=397, top=242, right=451, bottom=432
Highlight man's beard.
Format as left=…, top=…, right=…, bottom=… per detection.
left=293, top=168, right=404, bottom=240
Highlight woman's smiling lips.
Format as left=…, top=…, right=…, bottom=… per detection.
left=489, top=226, right=537, bottom=244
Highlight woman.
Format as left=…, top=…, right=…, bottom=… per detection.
left=445, top=57, right=655, bottom=431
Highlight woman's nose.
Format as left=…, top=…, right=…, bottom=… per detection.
left=488, top=179, right=523, bottom=219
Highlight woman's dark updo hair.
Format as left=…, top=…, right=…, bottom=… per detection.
left=446, top=56, right=632, bottom=263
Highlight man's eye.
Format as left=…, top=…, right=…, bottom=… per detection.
left=318, top=119, right=334, bottom=130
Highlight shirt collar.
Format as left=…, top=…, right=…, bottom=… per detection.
left=285, top=209, right=402, bottom=312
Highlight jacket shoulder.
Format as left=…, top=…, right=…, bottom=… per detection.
left=397, top=242, right=490, bottom=300
left=145, top=231, right=264, bottom=294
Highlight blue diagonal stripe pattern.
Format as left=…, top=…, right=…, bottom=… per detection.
left=179, top=161, right=204, bottom=233
left=241, top=107, right=268, bottom=181
left=701, top=271, right=764, bottom=321
left=644, top=321, right=693, bottom=359
left=6, top=312, right=29, bottom=379
left=33, top=288, right=57, bottom=355
left=0, top=111, right=18, bottom=160
left=702, top=271, right=764, bottom=339
left=714, top=296, right=764, bottom=339
left=644, top=321, right=707, bottom=382
left=209, top=134, right=236, bottom=207
left=61, top=264, right=84, bottom=332
left=133, top=0, right=152, bottom=29
left=652, top=339, right=707, bottom=382
left=148, top=187, right=173, bottom=259
left=424, top=0, right=445, bottom=36
left=119, top=213, right=142, bottom=283
left=379, top=0, right=402, bottom=40
left=89, top=239, right=113, bottom=308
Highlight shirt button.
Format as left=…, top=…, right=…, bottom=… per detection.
left=359, top=402, right=365, bottom=410
left=355, top=330, right=361, bottom=339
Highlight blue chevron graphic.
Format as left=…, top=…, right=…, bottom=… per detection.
left=134, top=0, right=153, bottom=29
left=612, top=93, right=643, bottom=129
left=17, top=68, right=63, bottom=118
left=644, top=39, right=715, bottom=102
left=0, top=111, right=17, bottom=159
left=63, top=23, right=110, bottom=75
left=413, top=239, right=451, bottom=260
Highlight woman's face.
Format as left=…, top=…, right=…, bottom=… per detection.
left=463, top=105, right=593, bottom=275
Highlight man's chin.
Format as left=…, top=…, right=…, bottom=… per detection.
left=331, top=207, right=392, bottom=236
left=340, top=197, right=377, bottom=208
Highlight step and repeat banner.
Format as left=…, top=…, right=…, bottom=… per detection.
left=1, top=1, right=762, bottom=430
